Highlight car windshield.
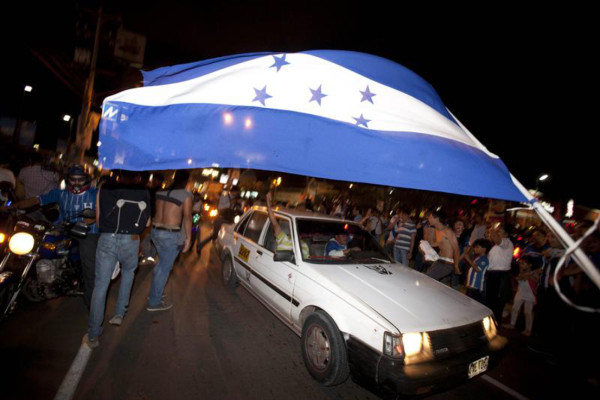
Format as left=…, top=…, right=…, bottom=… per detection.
left=296, top=218, right=391, bottom=264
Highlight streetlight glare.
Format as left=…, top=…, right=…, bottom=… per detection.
left=24, top=85, right=33, bottom=92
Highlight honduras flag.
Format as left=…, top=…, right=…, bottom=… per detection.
left=100, top=50, right=528, bottom=202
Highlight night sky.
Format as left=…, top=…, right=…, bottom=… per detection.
left=2, top=1, right=596, bottom=207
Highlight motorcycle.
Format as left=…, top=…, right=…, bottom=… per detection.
left=0, top=207, right=95, bottom=320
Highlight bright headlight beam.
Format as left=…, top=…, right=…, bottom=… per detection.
left=402, top=333, right=423, bottom=357
left=9, top=232, right=35, bottom=255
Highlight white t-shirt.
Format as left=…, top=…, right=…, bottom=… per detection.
left=368, top=216, right=383, bottom=235
left=515, top=279, right=536, bottom=302
left=487, top=238, right=514, bottom=271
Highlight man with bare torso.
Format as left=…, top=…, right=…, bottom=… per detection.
left=147, top=170, right=192, bottom=311
left=425, top=210, right=461, bottom=282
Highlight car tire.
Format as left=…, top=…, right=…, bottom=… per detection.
left=221, top=256, right=239, bottom=288
left=301, top=311, right=350, bottom=386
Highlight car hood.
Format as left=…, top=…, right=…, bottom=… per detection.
left=309, top=262, right=491, bottom=333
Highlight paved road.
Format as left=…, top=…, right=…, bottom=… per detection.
left=0, top=227, right=597, bottom=399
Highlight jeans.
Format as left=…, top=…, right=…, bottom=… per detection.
left=393, top=247, right=409, bottom=266
left=140, top=232, right=157, bottom=259
left=149, top=229, right=181, bottom=307
left=78, top=233, right=99, bottom=309
left=88, top=233, right=140, bottom=339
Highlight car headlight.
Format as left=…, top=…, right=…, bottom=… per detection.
left=383, top=332, right=403, bottom=359
left=384, top=331, right=433, bottom=364
left=483, top=315, right=497, bottom=340
left=209, top=209, right=218, bottom=217
left=9, top=232, right=35, bottom=255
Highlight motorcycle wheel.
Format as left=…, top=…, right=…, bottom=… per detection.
left=22, top=278, right=45, bottom=303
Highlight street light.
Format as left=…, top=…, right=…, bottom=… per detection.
left=63, top=114, right=72, bottom=122
left=24, top=85, right=33, bottom=93
left=534, top=173, right=550, bottom=197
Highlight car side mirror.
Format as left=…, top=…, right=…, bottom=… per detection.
left=274, top=250, right=295, bottom=263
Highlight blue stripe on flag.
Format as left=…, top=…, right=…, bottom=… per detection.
left=99, top=102, right=526, bottom=202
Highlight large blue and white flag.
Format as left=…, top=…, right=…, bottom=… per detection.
left=100, top=50, right=527, bottom=202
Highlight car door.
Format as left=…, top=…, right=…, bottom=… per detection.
left=232, top=211, right=268, bottom=291
left=254, top=216, right=298, bottom=321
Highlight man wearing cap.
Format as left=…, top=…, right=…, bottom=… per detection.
left=11, top=165, right=99, bottom=309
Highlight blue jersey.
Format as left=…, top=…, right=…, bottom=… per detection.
left=39, top=188, right=98, bottom=234
left=325, top=239, right=346, bottom=256
left=466, top=255, right=489, bottom=291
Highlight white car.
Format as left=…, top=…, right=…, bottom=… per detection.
left=216, top=207, right=506, bottom=397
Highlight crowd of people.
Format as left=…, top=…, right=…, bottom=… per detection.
left=1, top=158, right=599, bottom=362
left=314, top=196, right=599, bottom=369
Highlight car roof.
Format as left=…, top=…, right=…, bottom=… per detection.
left=251, top=206, right=354, bottom=223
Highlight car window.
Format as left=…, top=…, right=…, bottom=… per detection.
left=296, top=218, right=391, bottom=264
left=263, top=218, right=292, bottom=253
left=243, top=211, right=268, bottom=243
left=235, top=212, right=252, bottom=234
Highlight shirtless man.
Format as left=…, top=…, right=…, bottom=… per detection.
left=147, top=170, right=192, bottom=311
left=425, top=210, right=461, bottom=282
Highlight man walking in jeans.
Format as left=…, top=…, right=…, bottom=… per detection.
left=84, top=170, right=151, bottom=348
left=147, top=170, right=192, bottom=311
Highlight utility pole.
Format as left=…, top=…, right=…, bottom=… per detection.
left=72, top=7, right=102, bottom=165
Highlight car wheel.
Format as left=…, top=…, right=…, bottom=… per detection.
left=221, top=256, right=239, bottom=288
left=301, top=311, right=349, bottom=386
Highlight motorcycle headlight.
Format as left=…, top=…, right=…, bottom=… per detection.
left=9, top=232, right=35, bottom=255
left=483, top=315, right=497, bottom=340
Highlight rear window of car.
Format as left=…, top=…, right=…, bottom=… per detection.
left=235, top=212, right=252, bottom=234
left=243, top=212, right=268, bottom=243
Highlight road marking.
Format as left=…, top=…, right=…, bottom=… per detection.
left=481, top=375, right=530, bottom=400
left=54, top=342, right=92, bottom=400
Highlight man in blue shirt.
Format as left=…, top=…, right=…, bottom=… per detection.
left=13, top=165, right=98, bottom=309
left=325, top=233, right=361, bottom=257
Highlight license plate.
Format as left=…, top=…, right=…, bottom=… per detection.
left=468, top=356, right=489, bottom=379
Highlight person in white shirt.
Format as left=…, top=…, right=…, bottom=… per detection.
left=485, top=225, right=514, bottom=321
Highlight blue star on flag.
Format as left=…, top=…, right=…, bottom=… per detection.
left=353, top=114, right=371, bottom=128
left=309, top=85, right=327, bottom=106
left=253, top=86, right=272, bottom=106
left=270, top=54, right=290, bottom=72
left=360, top=85, right=376, bottom=104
